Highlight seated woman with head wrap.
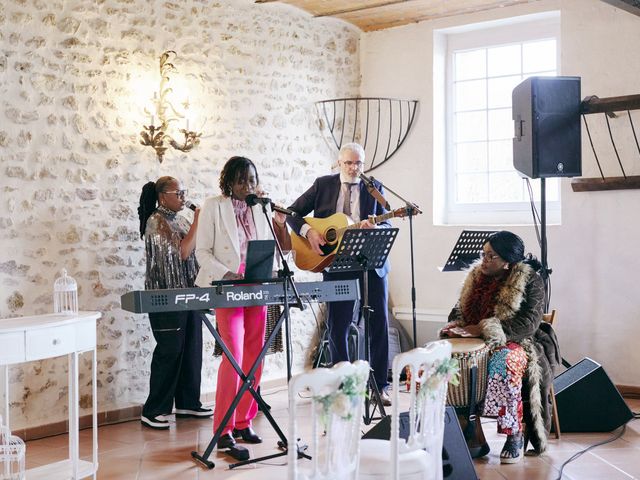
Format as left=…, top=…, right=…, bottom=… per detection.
left=440, top=231, right=559, bottom=464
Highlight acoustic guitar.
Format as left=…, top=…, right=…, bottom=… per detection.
left=290, top=207, right=415, bottom=272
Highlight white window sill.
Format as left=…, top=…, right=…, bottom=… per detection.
left=439, top=204, right=560, bottom=226
left=392, top=307, right=450, bottom=323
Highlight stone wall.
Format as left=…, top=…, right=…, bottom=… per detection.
left=0, top=0, right=360, bottom=429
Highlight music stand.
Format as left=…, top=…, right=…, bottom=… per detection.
left=442, top=230, right=496, bottom=272
left=329, top=227, right=399, bottom=424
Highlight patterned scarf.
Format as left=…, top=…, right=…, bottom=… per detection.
left=232, top=197, right=256, bottom=263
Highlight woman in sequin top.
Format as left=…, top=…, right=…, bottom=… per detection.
left=137, top=176, right=212, bottom=429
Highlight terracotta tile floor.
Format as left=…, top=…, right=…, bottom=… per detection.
left=23, top=391, right=639, bottom=479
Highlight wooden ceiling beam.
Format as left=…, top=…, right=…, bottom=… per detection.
left=313, top=0, right=411, bottom=18
left=254, top=0, right=546, bottom=32
left=340, top=0, right=534, bottom=31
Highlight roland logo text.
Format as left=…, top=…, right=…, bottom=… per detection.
left=226, top=290, right=264, bottom=302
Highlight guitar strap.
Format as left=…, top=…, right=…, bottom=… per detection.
left=364, top=182, right=390, bottom=211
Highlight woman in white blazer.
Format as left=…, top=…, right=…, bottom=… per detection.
left=195, top=156, right=288, bottom=450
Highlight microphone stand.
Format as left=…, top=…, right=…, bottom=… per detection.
left=258, top=203, right=304, bottom=381
left=368, top=176, right=421, bottom=349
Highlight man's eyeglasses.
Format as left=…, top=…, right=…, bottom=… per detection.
left=479, top=251, right=502, bottom=261
left=163, top=190, right=188, bottom=198
left=343, top=161, right=364, bottom=167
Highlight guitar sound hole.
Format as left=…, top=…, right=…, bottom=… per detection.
left=325, top=229, right=337, bottom=243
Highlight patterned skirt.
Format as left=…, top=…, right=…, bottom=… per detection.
left=482, top=342, right=528, bottom=435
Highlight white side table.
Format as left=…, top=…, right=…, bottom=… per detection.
left=0, top=311, right=100, bottom=479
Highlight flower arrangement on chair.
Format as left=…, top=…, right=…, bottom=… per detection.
left=406, top=358, right=460, bottom=399
left=314, top=371, right=369, bottom=426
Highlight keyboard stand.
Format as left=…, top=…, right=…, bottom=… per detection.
left=192, top=278, right=290, bottom=468
left=191, top=277, right=310, bottom=469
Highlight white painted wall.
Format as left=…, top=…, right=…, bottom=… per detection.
left=361, top=0, right=640, bottom=386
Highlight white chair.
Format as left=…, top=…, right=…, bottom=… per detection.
left=358, top=341, right=453, bottom=480
left=228, top=360, right=370, bottom=480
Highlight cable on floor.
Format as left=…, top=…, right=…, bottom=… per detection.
left=555, top=422, right=630, bottom=480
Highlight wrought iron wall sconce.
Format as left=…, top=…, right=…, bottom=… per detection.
left=315, top=97, right=418, bottom=172
left=140, top=51, right=201, bottom=162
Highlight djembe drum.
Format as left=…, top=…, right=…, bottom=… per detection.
left=444, top=337, right=491, bottom=458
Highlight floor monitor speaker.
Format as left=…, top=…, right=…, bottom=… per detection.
left=512, top=76, right=582, bottom=178
left=362, top=406, right=478, bottom=480
left=553, top=357, right=633, bottom=432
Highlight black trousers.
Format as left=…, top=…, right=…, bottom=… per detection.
left=323, top=269, right=389, bottom=390
left=142, top=310, right=205, bottom=417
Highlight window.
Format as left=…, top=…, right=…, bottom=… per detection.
left=440, top=14, right=561, bottom=225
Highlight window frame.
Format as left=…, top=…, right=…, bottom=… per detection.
left=443, top=14, right=561, bottom=226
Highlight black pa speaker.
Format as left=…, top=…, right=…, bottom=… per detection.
left=512, top=76, right=582, bottom=178
left=362, top=407, right=478, bottom=480
left=553, top=358, right=633, bottom=432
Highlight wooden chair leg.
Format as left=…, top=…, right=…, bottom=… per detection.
left=550, top=384, right=561, bottom=439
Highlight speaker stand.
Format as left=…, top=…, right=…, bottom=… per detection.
left=540, top=178, right=550, bottom=312
left=540, top=179, right=572, bottom=369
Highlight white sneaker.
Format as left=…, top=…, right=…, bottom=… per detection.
left=174, top=407, right=214, bottom=418
left=141, top=415, right=170, bottom=429
left=379, top=389, right=392, bottom=407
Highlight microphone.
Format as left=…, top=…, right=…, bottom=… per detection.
left=245, top=194, right=270, bottom=207
left=271, top=204, right=299, bottom=217
left=245, top=194, right=298, bottom=217
left=185, top=200, right=198, bottom=212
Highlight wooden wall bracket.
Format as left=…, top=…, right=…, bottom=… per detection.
left=575, top=94, right=640, bottom=191
left=571, top=175, right=640, bottom=192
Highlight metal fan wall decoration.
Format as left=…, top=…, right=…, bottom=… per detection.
left=315, top=97, right=418, bottom=172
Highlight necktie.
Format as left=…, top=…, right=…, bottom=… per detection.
left=343, top=182, right=356, bottom=217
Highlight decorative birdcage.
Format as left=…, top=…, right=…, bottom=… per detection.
left=53, top=268, right=78, bottom=315
left=0, top=417, right=25, bottom=480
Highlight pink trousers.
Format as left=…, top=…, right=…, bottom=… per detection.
left=213, top=304, right=267, bottom=435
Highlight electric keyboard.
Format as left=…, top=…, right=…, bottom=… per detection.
left=121, top=279, right=359, bottom=314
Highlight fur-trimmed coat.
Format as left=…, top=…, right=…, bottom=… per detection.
left=442, top=262, right=559, bottom=454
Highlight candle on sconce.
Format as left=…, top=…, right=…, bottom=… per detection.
left=185, top=118, right=190, bottom=132
left=150, top=92, right=158, bottom=126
